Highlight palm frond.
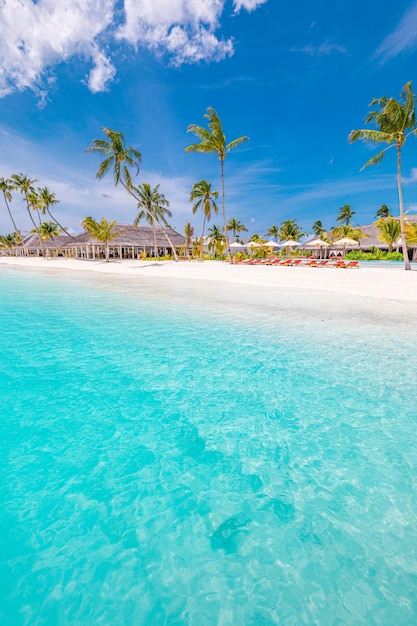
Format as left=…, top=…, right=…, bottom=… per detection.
left=360, top=148, right=390, bottom=171
left=226, top=136, right=249, bottom=152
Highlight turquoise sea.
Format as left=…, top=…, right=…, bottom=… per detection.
left=1, top=265, right=417, bottom=625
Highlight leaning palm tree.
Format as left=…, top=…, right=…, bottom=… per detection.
left=10, top=173, right=38, bottom=230
left=337, top=204, right=355, bottom=225
left=349, top=81, right=417, bottom=270
left=265, top=225, right=280, bottom=242
left=0, top=177, right=21, bottom=237
left=227, top=217, right=248, bottom=241
left=86, top=127, right=142, bottom=193
left=185, top=107, right=249, bottom=262
left=376, top=204, right=391, bottom=220
left=376, top=217, right=401, bottom=253
left=190, top=180, right=219, bottom=258
left=81, top=216, right=119, bottom=262
left=37, top=187, right=73, bottom=238
left=133, top=183, right=177, bottom=261
left=183, top=222, right=194, bottom=260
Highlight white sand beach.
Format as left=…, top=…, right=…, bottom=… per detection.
left=1, top=256, right=416, bottom=304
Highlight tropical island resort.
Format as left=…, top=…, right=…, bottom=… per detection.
left=2, top=2, right=417, bottom=625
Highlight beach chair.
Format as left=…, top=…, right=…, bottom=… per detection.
left=345, top=261, right=359, bottom=269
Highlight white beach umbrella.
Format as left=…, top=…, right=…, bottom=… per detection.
left=262, top=239, right=281, bottom=248
left=230, top=241, right=244, bottom=248
left=245, top=241, right=261, bottom=248
left=333, top=237, right=359, bottom=257
left=304, top=238, right=330, bottom=259
left=279, top=239, right=301, bottom=247
left=304, top=238, right=330, bottom=248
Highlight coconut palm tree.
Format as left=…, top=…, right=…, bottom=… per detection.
left=0, top=177, right=21, bottom=237
left=330, top=223, right=367, bottom=245
left=0, top=233, right=19, bottom=256
left=376, top=204, right=391, bottom=220
left=81, top=216, right=119, bottom=262
left=190, top=180, right=219, bottom=258
left=337, top=204, right=355, bottom=225
left=185, top=107, right=249, bottom=262
left=31, top=221, right=63, bottom=257
left=312, top=220, right=325, bottom=239
left=86, top=127, right=142, bottom=193
left=183, top=222, right=194, bottom=260
left=349, top=81, right=417, bottom=270
left=207, top=224, right=226, bottom=258
left=10, top=173, right=38, bottom=230
left=376, top=217, right=401, bottom=253
left=279, top=219, right=305, bottom=242
left=133, top=183, right=177, bottom=261
left=227, top=217, right=248, bottom=242
left=265, top=225, right=280, bottom=242
left=37, top=187, right=73, bottom=238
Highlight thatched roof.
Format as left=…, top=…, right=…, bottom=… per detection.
left=22, top=224, right=186, bottom=249
left=23, top=233, right=74, bottom=249
left=62, top=224, right=185, bottom=248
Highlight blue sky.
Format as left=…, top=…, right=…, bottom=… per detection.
left=1, top=0, right=417, bottom=237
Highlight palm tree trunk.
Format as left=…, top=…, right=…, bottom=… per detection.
left=200, top=215, right=207, bottom=259
left=397, top=145, right=411, bottom=270
left=157, top=223, right=179, bottom=262
left=46, top=208, right=73, bottom=238
left=152, top=224, right=158, bottom=258
left=220, top=158, right=231, bottom=263
left=105, top=243, right=110, bottom=262
left=3, top=193, right=20, bottom=235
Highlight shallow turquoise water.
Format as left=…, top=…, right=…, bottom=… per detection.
left=1, top=266, right=417, bottom=625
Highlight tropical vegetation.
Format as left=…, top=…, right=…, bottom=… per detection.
left=349, top=81, right=417, bottom=270
left=185, top=107, right=249, bottom=262
left=81, top=217, right=118, bottom=262
left=190, top=180, right=218, bottom=258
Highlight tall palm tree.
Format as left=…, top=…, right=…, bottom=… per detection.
left=133, top=183, right=177, bottom=261
left=265, top=225, right=280, bottom=242
left=10, top=173, right=38, bottom=230
left=190, top=179, right=219, bottom=258
left=185, top=107, right=249, bottom=262
left=279, top=219, right=305, bottom=242
left=312, top=220, right=325, bottom=238
left=37, top=187, right=73, bottom=237
left=86, top=127, right=142, bottom=193
left=0, top=177, right=21, bottom=237
left=337, top=204, right=355, bottom=225
left=183, top=222, right=194, bottom=260
left=376, top=217, right=401, bottom=253
left=349, top=81, right=417, bottom=270
left=81, top=216, right=119, bottom=262
left=376, top=204, right=391, bottom=220
left=207, top=224, right=226, bottom=258
left=27, top=190, right=43, bottom=225
left=227, top=217, right=248, bottom=241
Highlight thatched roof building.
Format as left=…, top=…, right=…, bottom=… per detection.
left=19, top=224, right=186, bottom=259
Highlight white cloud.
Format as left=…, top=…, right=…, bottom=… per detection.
left=375, top=2, right=417, bottom=61
left=233, top=0, right=268, bottom=12
left=291, top=42, right=346, bottom=57
left=87, top=48, right=116, bottom=93
left=0, top=0, right=268, bottom=98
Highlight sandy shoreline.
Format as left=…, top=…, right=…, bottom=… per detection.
left=0, top=256, right=417, bottom=303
